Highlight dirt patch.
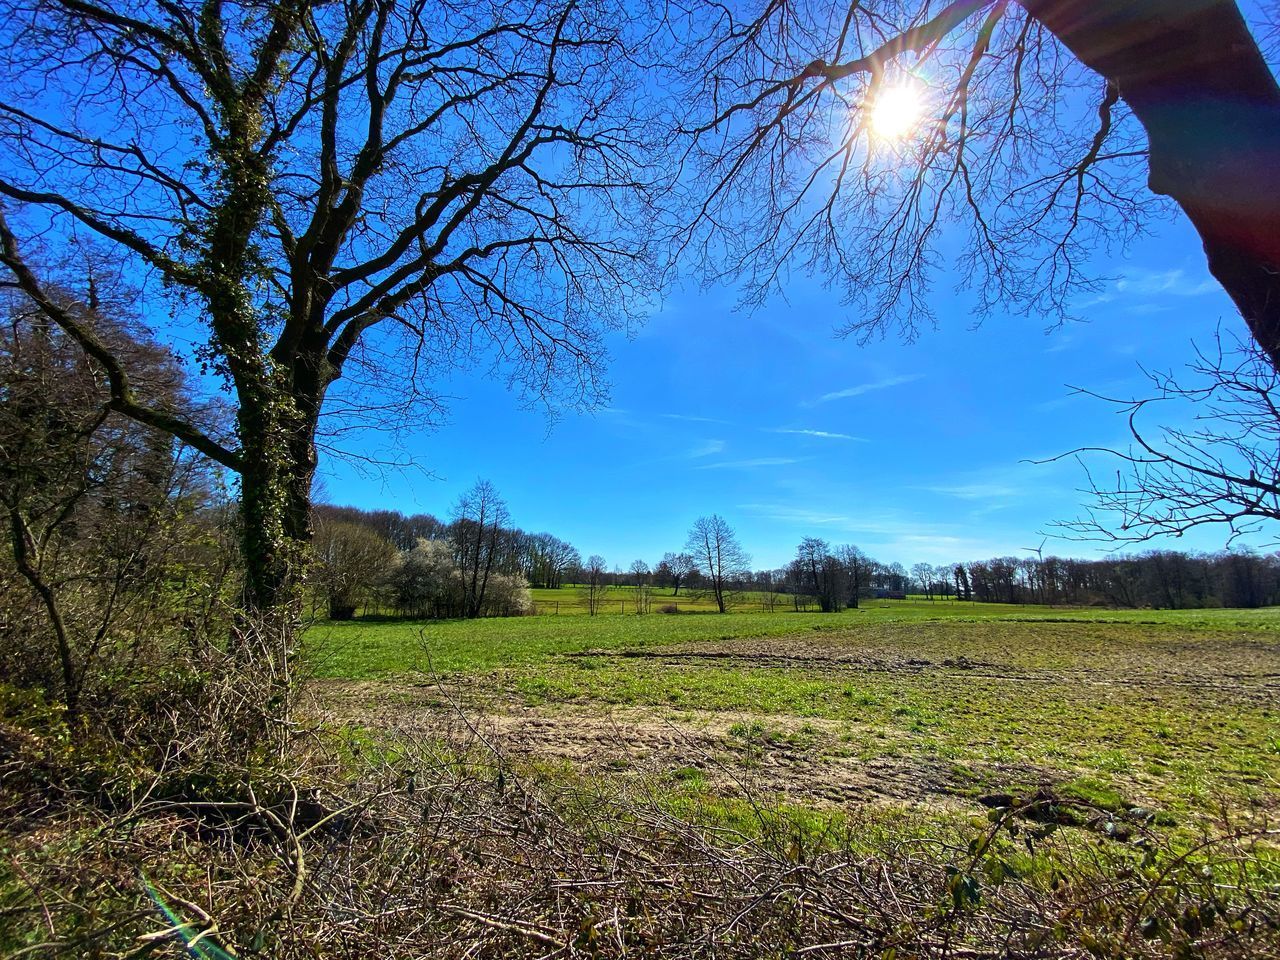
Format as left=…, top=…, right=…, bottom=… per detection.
left=311, top=680, right=1043, bottom=809
left=588, top=628, right=1280, bottom=703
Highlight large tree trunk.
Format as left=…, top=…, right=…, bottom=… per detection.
left=238, top=408, right=308, bottom=618
left=235, top=373, right=320, bottom=634
left=1022, top=0, right=1280, bottom=369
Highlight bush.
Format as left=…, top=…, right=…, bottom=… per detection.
left=659, top=603, right=680, bottom=614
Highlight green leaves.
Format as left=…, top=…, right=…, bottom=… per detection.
left=943, top=865, right=981, bottom=911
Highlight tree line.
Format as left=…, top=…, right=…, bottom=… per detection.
left=314, top=499, right=1280, bottom=619
left=313, top=482, right=578, bottom=620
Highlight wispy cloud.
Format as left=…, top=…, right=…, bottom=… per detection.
left=661, top=413, right=731, bottom=425
left=805, top=373, right=924, bottom=406
left=737, top=503, right=852, bottom=526
left=1077, top=268, right=1221, bottom=311
left=1043, top=335, right=1075, bottom=355
left=1033, top=394, right=1081, bottom=413
left=1126, top=303, right=1170, bottom=317
left=1115, top=268, right=1219, bottom=298
left=922, top=482, right=1021, bottom=501
left=736, top=502, right=1037, bottom=564
left=687, top=439, right=726, bottom=458
left=767, top=428, right=867, bottom=441
left=696, top=457, right=802, bottom=470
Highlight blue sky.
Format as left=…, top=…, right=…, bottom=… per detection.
left=318, top=209, right=1271, bottom=571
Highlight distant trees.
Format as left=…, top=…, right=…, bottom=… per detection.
left=630, top=560, right=654, bottom=614
left=656, top=551, right=697, bottom=596
left=311, top=481, right=537, bottom=620
left=451, top=481, right=511, bottom=620
left=755, top=569, right=783, bottom=612
left=312, top=519, right=397, bottom=620
left=911, top=563, right=935, bottom=601
left=303, top=497, right=1278, bottom=619
left=956, top=549, right=1280, bottom=609
left=581, top=555, right=609, bottom=616
left=685, top=515, right=750, bottom=613
left=784, top=540, right=879, bottom=612
left=837, top=546, right=870, bottom=610
left=792, top=538, right=848, bottom=613
left=389, top=539, right=461, bottom=620
left=384, top=536, right=529, bottom=620
left=524, top=533, right=581, bottom=589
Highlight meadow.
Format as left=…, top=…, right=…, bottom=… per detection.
left=308, top=599, right=1280, bottom=831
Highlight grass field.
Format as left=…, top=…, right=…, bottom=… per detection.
left=307, top=600, right=1280, bottom=834
left=528, top=584, right=733, bottom=615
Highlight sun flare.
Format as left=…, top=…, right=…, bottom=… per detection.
left=869, top=82, right=924, bottom=141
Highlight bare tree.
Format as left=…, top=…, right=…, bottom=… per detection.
left=911, top=562, right=935, bottom=599
left=0, top=0, right=677, bottom=633
left=794, top=536, right=846, bottom=612
left=1050, top=335, right=1280, bottom=545
left=580, top=554, right=608, bottom=616
left=451, top=480, right=511, bottom=619
left=686, top=2, right=1280, bottom=369
left=629, top=559, right=653, bottom=614
left=836, top=544, right=871, bottom=609
left=685, top=515, right=751, bottom=613
left=658, top=551, right=697, bottom=596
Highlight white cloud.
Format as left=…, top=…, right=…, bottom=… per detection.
left=1076, top=268, right=1221, bottom=312
left=1043, top=335, right=1075, bottom=355
left=767, top=428, right=867, bottom=441
left=661, top=413, right=731, bottom=424
left=696, top=457, right=802, bottom=470
left=687, top=439, right=726, bottom=458
left=735, top=502, right=1032, bottom=564
left=806, top=373, right=924, bottom=406
left=922, top=482, right=1021, bottom=501
left=1114, top=268, right=1220, bottom=298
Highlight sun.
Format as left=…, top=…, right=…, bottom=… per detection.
left=869, top=82, right=925, bottom=141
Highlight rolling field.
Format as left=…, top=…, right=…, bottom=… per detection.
left=307, top=601, right=1280, bottom=832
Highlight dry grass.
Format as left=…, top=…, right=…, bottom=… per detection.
left=4, top=701, right=1279, bottom=959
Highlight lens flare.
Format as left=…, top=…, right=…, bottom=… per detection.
left=869, top=83, right=924, bottom=141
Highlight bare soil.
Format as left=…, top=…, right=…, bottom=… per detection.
left=311, top=678, right=1044, bottom=808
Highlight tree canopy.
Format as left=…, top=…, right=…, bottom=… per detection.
left=0, top=0, right=678, bottom=615
left=684, top=1, right=1280, bottom=366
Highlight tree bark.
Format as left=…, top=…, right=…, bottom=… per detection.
left=1022, top=0, right=1280, bottom=369
left=233, top=366, right=321, bottom=628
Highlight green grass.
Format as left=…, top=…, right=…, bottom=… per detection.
left=306, top=601, right=1280, bottom=823
left=306, top=598, right=1279, bottom=677
left=528, top=584, right=734, bottom=615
